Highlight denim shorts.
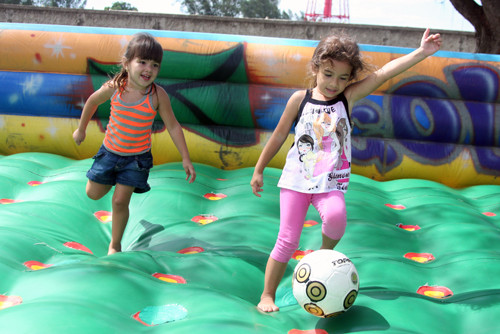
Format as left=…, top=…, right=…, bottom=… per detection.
left=86, top=145, right=153, bottom=193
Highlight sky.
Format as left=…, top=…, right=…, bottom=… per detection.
left=84, top=0, right=476, bottom=32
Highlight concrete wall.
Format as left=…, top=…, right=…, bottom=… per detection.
left=0, top=4, right=476, bottom=53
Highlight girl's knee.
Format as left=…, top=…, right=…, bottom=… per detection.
left=315, top=193, right=346, bottom=240
left=323, top=205, right=346, bottom=221
left=111, top=185, right=134, bottom=208
left=112, top=194, right=130, bottom=209
left=86, top=181, right=111, bottom=200
left=86, top=187, right=105, bottom=201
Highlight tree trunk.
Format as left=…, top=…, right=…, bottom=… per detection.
left=449, top=0, right=500, bottom=54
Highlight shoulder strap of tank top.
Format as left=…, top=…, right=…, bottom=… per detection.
left=146, top=83, right=157, bottom=109
left=293, top=89, right=311, bottom=128
left=338, top=92, right=352, bottom=127
left=111, top=89, right=119, bottom=103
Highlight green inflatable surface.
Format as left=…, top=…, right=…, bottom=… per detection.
left=0, top=153, right=499, bottom=333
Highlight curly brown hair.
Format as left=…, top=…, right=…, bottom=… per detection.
left=111, top=32, right=164, bottom=93
left=306, top=33, right=366, bottom=89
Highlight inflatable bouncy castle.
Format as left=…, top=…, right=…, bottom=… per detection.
left=0, top=23, right=499, bottom=333
left=1, top=23, right=499, bottom=186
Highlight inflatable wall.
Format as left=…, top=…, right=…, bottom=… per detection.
left=0, top=23, right=499, bottom=187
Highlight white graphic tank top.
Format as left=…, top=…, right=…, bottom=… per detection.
left=277, top=90, right=352, bottom=194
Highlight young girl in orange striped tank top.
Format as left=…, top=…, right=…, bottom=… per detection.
left=73, top=32, right=196, bottom=255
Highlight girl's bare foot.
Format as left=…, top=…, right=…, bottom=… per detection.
left=257, top=295, right=279, bottom=312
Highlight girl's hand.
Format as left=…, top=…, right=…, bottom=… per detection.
left=420, top=28, right=442, bottom=57
left=250, top=173, right=264, bottom=197
left=183, top=160, right=196, bottom=183
left=73, top=129, right=86, bottom=145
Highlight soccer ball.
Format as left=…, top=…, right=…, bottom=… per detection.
left=292, top=249, right=359, bottom=317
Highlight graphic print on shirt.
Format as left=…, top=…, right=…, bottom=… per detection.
left=297, top=134, right=316, bottom=180
left=334, top=117, right=351, bottom=184
left=278, top=92, right=351, bottom=194
left=296, top=105, right=351, bottom=191
left=311, top=111, right=340, bottom=178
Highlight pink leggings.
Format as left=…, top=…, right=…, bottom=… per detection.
left=270, top=188, right=347, bottom=263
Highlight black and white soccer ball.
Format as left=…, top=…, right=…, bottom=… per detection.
left=292, top=249, right=359, bottom=317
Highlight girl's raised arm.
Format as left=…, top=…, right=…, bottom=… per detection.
left=345, top=28, right=442, bottom=109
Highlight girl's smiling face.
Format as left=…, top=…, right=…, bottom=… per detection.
left=126, top=57, right=160, bottom=91
left=313, top=59, right=352, bottom=100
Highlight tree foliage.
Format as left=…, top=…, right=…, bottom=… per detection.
left=0, top=0, right=36, bottom=4
left=105, top=1, right=137, bottom=11
left=240, top=0, right=279, bottom=18
left=180, top=0, right=289, bottom=19
left=181, top=0, right=240, bottom=17
left=36, top=0, right=87, bottom=8
left=449, top=0, right=499, bottom=54
left=0, top=0, right=86, bottom=7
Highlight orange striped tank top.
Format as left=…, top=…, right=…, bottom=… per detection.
left=103, top=86, right=157, bottom=156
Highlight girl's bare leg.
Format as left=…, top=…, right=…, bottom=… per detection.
left=108, top=183, right=135, bottom=255
left=258, top=257, right=288, bottom=312
left=321, top=233, right=340, bottom=250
